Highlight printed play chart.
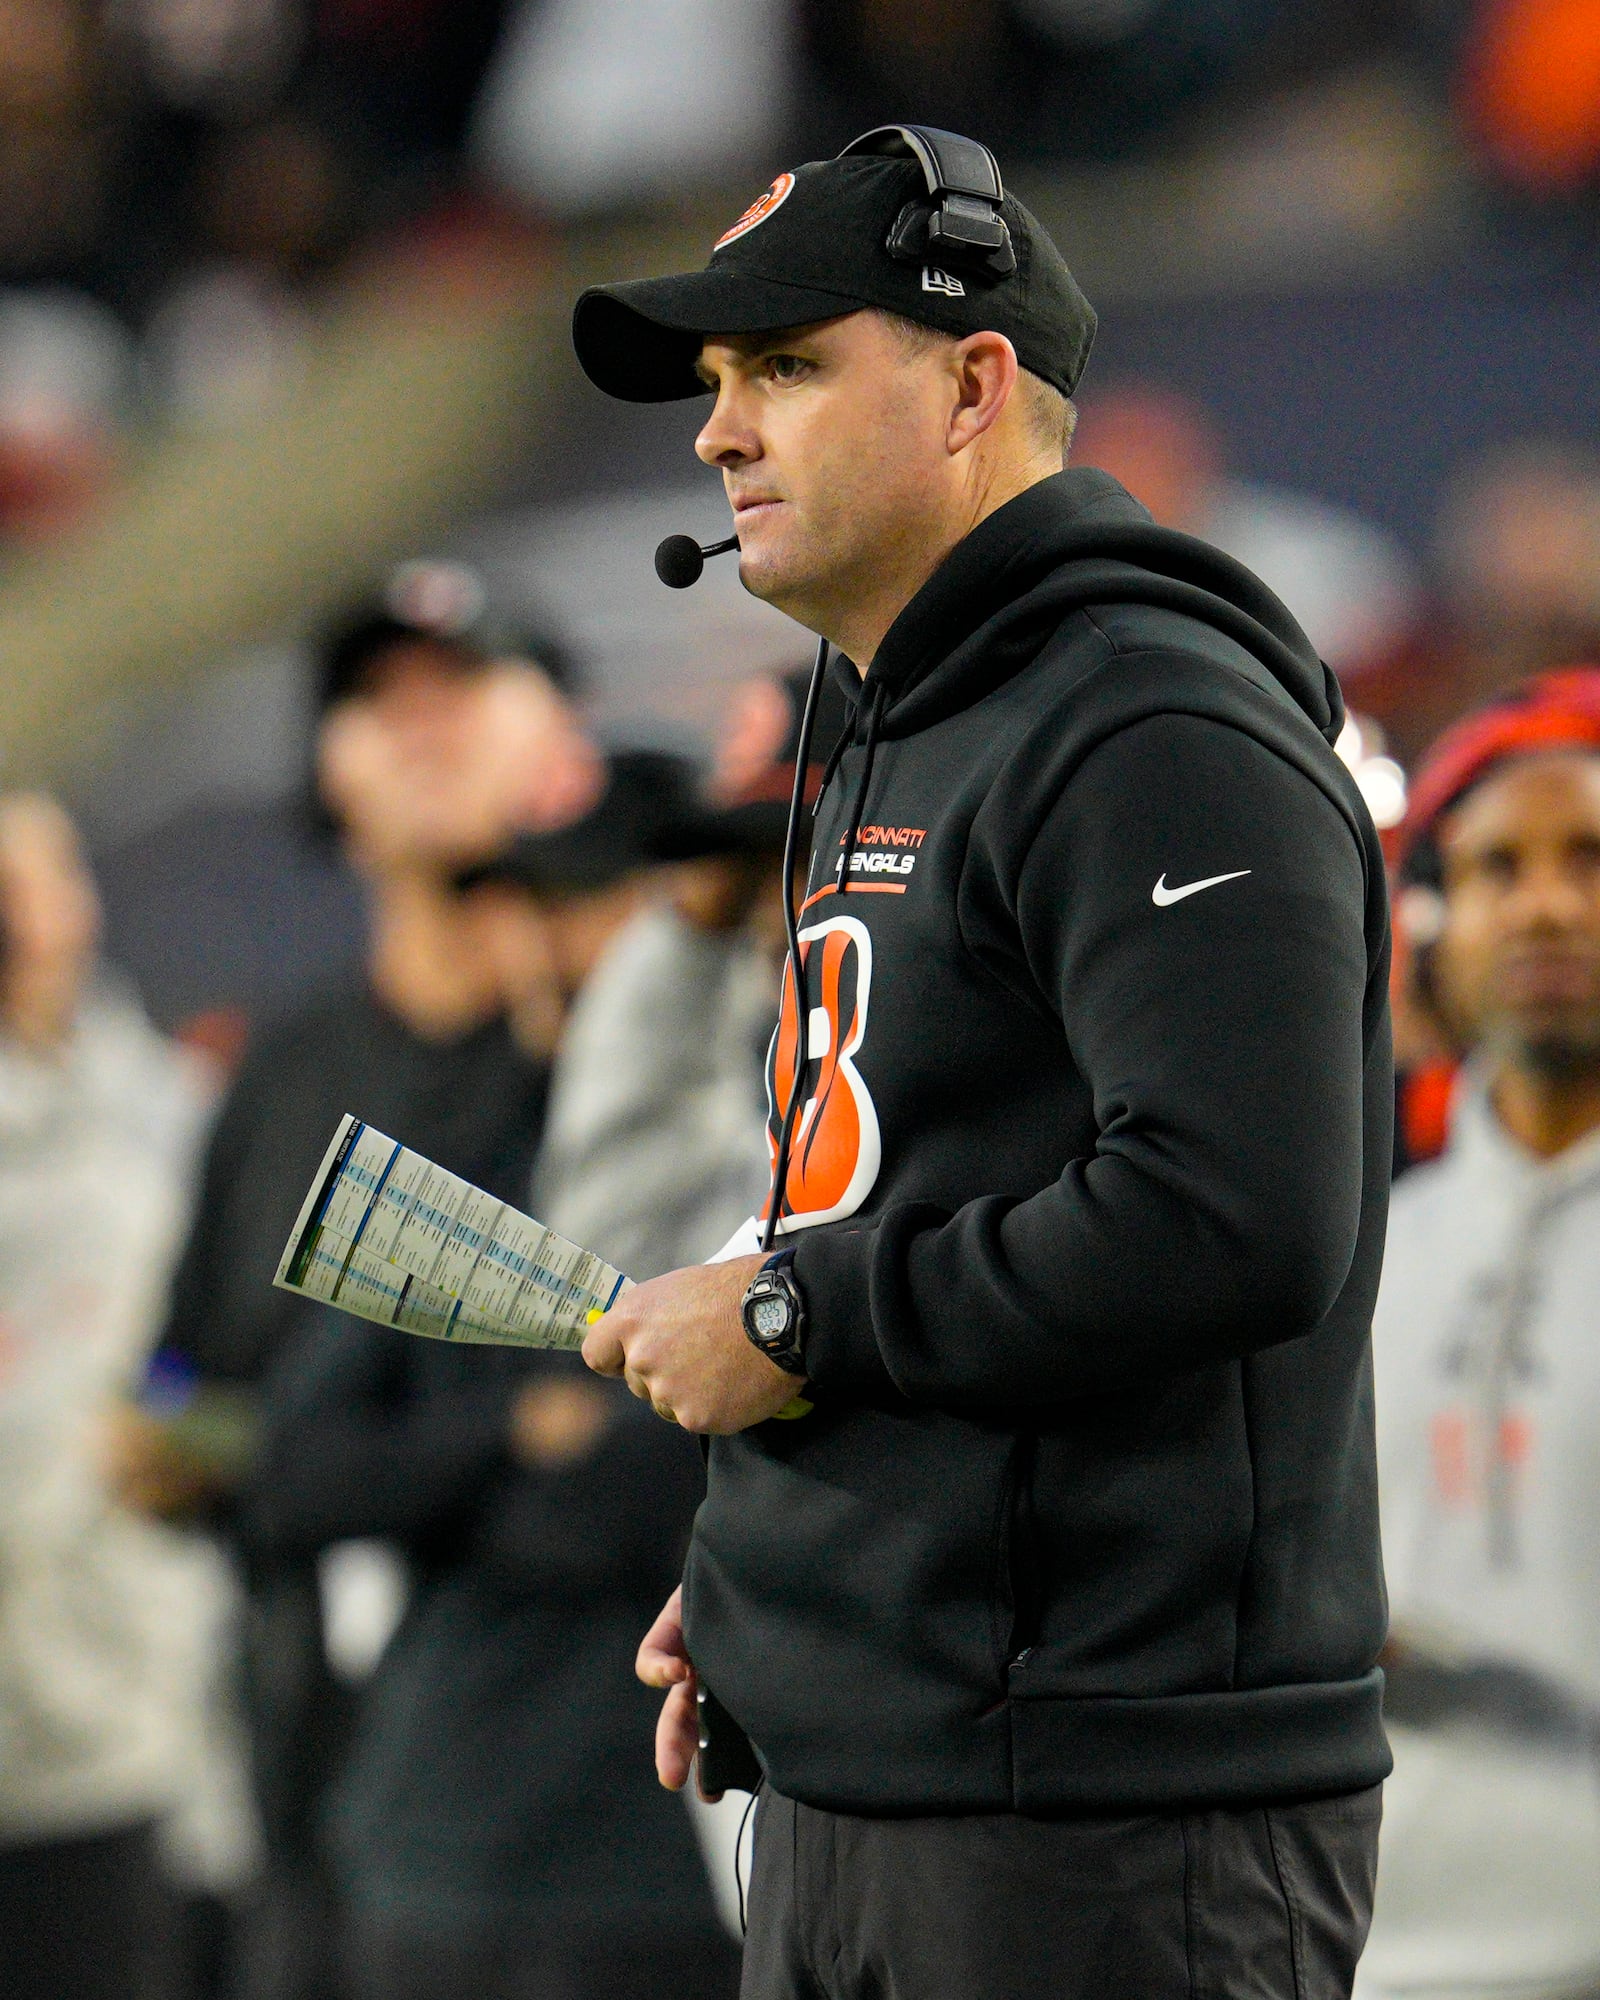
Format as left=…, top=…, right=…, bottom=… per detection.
left=275, top=1115, right=630, bottom=1349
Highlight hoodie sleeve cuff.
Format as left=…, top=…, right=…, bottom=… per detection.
left=790, top=1227, right=898, bottom=1399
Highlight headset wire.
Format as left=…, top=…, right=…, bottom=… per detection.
left=762, top=632, right=831, bottom=1253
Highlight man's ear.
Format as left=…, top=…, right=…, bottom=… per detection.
left=946, top=332, right=1019, bottom=457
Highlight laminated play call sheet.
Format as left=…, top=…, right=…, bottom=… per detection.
left=274, top=1115, right=631, bottom=1349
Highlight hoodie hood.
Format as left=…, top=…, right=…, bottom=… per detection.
left=849, top=468, right=1343, bottom=747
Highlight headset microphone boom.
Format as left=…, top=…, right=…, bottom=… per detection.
left=653, top=532, right=740, bottom=589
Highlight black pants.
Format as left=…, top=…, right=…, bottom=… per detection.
left=741, top=1785, right=1382, bottom=2000
left=0, top=1821, right=173, bottom=2000
left=342, top=1911, right=742, bottom=2000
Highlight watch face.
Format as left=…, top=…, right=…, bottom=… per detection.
left=750, top=1294, right=791, bottom=1340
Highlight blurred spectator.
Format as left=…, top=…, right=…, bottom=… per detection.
left=791, top=0, right=1382, bottom=162
left=243, top=1327, right=737, bottom=2000
left=472, top=0, right=790, bottom=217
left=0, top=795, right=223, bottom=2000
left=0, top=0, right=519, bottom=414
left=307, top=0, right=515, bottom=183
left=1361, top=670, right=1600, bottom=1999
left=1073, top=381, right=1419, bottom=680
left=470, top=745, right=776, bottom=1287
left=109, top=564, right=597, bottom=2000
left=0, top=287, right=131, bottom=541
left=473, top=0, right=1421, bottom=218
left=107, top=0, right=303, bottom=121
left=1459, top=0, right=1600, bottom=197
left=1360, top=442, right=1600, bottom=766
left=463, top=675, right=852, bottom=1927
left=1437, top=446, right=1600, bottom=677
left=513, top=665, right=855, bottom=1283
left=240, top=751, right=747, bottom=2000
left=0, top=0, right=108, bottom=288
left=136, top=113, right=341, bottom=430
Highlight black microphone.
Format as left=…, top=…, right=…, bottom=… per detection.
left=654, top=532, right=738, bottom=589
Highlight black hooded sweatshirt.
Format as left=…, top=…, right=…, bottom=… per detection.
left=682, top=467, right=1393, bottom=1816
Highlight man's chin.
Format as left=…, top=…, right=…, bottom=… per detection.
left=736, top=544, right=812, bottom=615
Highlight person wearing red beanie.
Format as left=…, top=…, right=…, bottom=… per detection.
left=1364, top=666, right=1600, bottom=1999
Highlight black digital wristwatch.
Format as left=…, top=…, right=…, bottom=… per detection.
left=741, top=1249, right=809, bottom=1376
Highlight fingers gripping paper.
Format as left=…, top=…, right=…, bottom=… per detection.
left=274, top=1116, right=631, bottom=1349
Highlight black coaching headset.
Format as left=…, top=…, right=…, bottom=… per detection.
left=837, top=124, right=1017, bottom=279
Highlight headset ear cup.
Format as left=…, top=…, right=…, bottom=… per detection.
left=926, top=201, right=1016, bottom=277
left=885, top=201, right=932, bottom=262
left=886, top=198, right=1016, bottom=280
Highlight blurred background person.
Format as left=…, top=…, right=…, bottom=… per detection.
left=243, top=1317, right=738, bottom=2000
left=108, top=562, right=599, bottom=2000
left=470, top=749, right=773, bottom=1286
left=506, top=667, right=853, bottom=1286
left=1361, top=669, right=1600, bottom=2000
left=1359, top=443, right=1600, bottom=769
left=1071, top=380, right=1420, bottom=685
left=240, top=752, right=749, bottom=2000
left=456, top=690, right=854, bottom=1925
left=0, top=287, right=131, bottom=545
left=0, top=795, right=222, bottom=2000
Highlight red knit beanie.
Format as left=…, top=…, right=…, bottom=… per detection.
left=1399, top=667, right=1600, bottom=882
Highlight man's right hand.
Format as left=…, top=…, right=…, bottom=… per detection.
left=637, top=1584, right=717, bottom=1797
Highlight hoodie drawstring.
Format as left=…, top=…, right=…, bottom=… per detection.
left=762, top=669, right=886, bottom=1250
left=836, top=681, right=887, bottom=899
left=813, top=712, right=853, bottom=813
left=763, top=635, right=831, bottom=1253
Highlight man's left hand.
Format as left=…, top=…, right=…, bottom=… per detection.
left=581, top=1254, right=804, bottom=1433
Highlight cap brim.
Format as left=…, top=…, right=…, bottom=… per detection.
left=456, top=832, right=639, bottom=898
left=573, top=270, right=871, bottom=403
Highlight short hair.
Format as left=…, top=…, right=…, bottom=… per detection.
left=873, top=310, right=1076, bottom=460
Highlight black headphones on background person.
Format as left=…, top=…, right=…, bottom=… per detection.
left=838, top=125, right=1017, bottom=280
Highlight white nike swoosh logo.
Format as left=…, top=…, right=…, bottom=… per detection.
left=1151, top=870, right=1252, bottom=907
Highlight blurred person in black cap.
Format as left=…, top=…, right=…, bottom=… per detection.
left=572, top=128, right=1393, bottom=1997
left=496, top=676, right=854, bottom=1299
left=457, top=706, right=848, bottom=1945
left=240, top=748, right=742, bottom=2000
left=106, top=560, right=597, bottom=2000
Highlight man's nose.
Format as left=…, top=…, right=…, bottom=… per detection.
left=1511, top=859, right=1593, bottom=932
left=695, top=387, right=758, bottom=469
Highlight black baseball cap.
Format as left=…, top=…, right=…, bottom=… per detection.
left=317, top=559, right=578, bottom=716
left=455, top=750, right=706, bottom=898
left=572, top=130, right=1096, bottom=404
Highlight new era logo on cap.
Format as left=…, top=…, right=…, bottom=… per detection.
left=715, top=172, right=796, bottom=252
left=921, top=267, right=965, bottom=296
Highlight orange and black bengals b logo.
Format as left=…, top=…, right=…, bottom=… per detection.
left=762, top=913, right=881, bottom=1232
left=715, top=172, right=796, bottom=252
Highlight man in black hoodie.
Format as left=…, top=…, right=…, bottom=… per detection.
left=573, top=128, right=1393, bottom=1998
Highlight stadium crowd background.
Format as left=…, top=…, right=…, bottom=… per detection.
left=2, top=3, right=1600, bottom=1997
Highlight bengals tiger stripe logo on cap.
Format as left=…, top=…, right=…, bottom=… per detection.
left=715, top=172, right=796, bottom=252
